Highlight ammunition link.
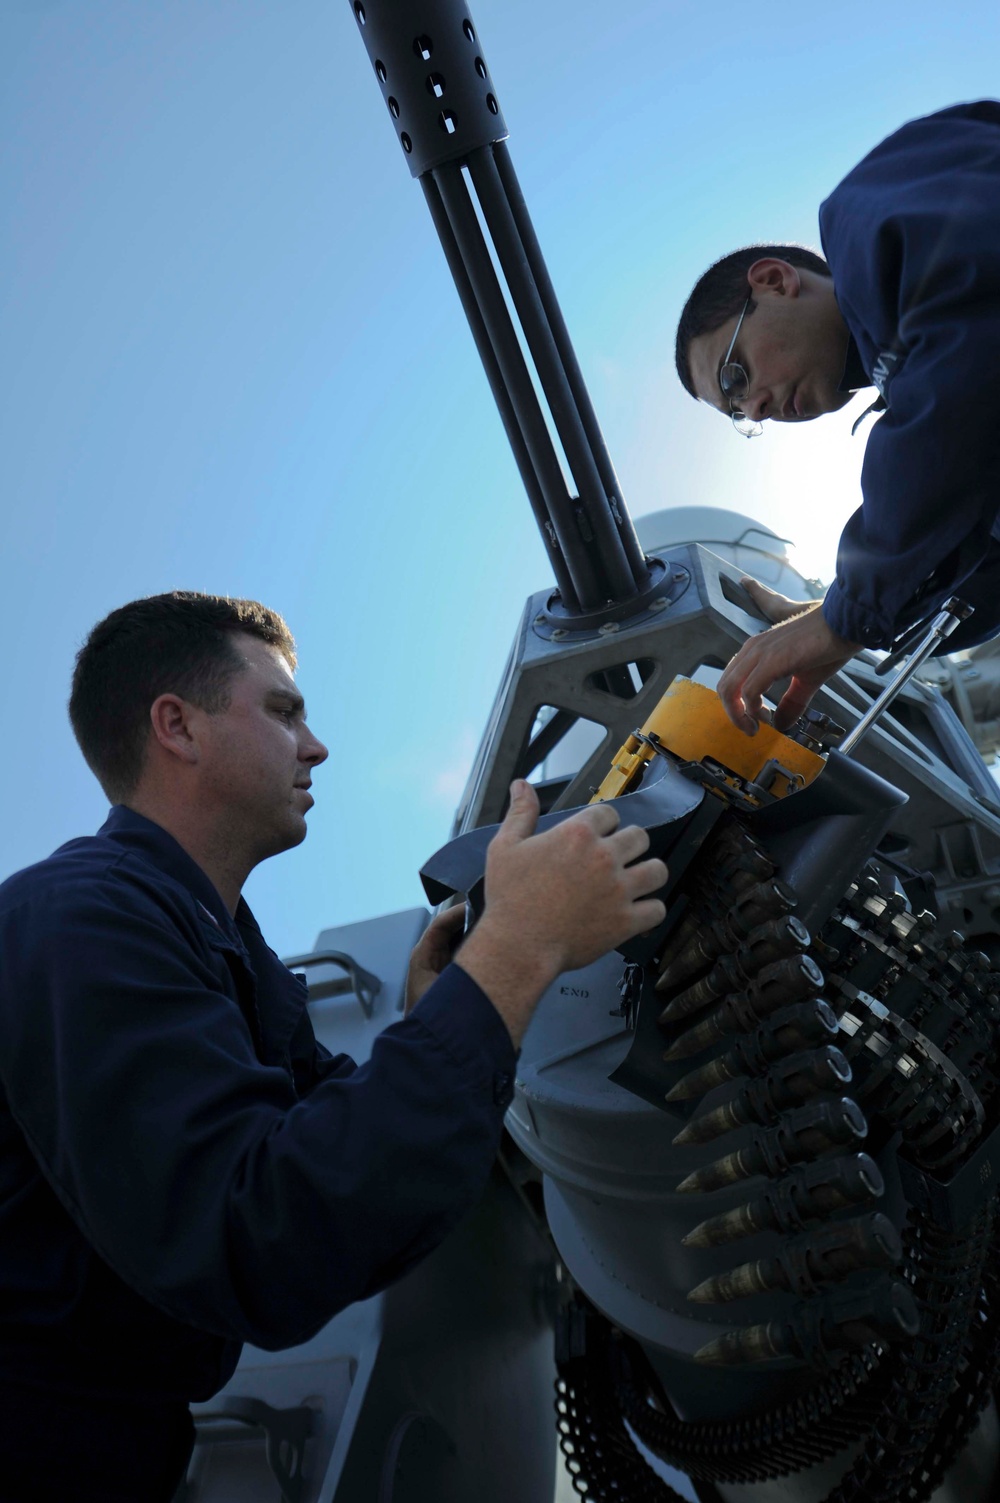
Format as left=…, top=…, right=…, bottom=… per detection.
left=694, top=1274, right=919, bottom=1369
left=664, top=998, right=839, bottom=1102
left=682, top=1152, right=885, bottom=1249
left=662, top=955, right=826, bottom=1057
left=658, top=914, right=811, bottom=1014
left=675, top=1097, right=868, bottom=1194
left=673, top=1046, right=852, bottom=1147
left=687, top=1212, right=902, bottom=1305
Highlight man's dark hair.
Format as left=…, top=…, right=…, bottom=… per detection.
left=674, top=244, right=831, bottom=398
left=69, top=591, right=297, bottom=801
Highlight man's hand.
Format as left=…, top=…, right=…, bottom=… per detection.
left=405, top=904, right=467, bottom=1014
left=456, top=780, right=667, bottom=1046
left=718, top=578, right=860, bottom=734
left=738, top=577, right=819, bottom=626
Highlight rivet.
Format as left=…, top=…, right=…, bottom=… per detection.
left=599, top=621, right=620, bottom=635
left=649, top=597, right=668, bottom=612
left=551, top=628, right=568, bottom=641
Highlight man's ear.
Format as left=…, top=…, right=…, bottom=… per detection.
left=746, top=258, right=802, bottom=298
left=148, top=694, right=201, bottom=767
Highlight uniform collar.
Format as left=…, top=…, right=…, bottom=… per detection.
left=837, top=333, right=886, bottom=435
left=98, top=807, right=309, bottom=1073
left=98, top=805, right=244, bottom=945
left=837, top=333, right=871, bottom=394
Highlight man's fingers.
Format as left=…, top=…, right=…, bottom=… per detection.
left=774, top=676, right=818, bottom=730
left=428, top=904, right=467, bottom=944
left=604, top=823, right=652, bottom=871
left=739, top=682, right=768, bottom=726
left=575, top=800, right=621, bottom=837
left=494, top=779, right=540, bottom=844
left=609, top=822, right=651, bottom=864
left=625, top=856, right=668, bottom=898
left=740, top=578, right=809, bottom=624
left=626, top=897, right=668, bottom=936
left=718, top=656, right=759, bottom=735
left=739, top=661, right=782, bottom=728
left=741, top=577, right=787, bottom=621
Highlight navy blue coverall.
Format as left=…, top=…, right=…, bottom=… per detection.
left=0, top=807, right=516, bottom=1500
left=818, top=101, right=1000, bottom=654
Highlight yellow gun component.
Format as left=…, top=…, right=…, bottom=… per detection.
left=590, top=677, right=825, bottom=804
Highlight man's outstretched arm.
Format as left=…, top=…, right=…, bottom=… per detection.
left=717, top=578, right=860, bottom=734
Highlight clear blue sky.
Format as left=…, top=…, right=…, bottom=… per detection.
left=2, top=0, right=998, bottom=958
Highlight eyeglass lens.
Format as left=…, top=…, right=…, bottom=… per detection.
left=720, top=362, right=749, bottom=400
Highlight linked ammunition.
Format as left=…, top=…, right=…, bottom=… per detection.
left=686, top=1212, right=901, bottom=1304
left=660, top=951, right=752, bottom=1017
left=662, top=956, right=825, bottom=1061
left=665, top=999, right=840, bottom=1102
left=693, top=1323, right=786, bottom=1367
left=729, top=878, right=798, bottom=931
left=682, top=1152, right=884, bottom=1248
left=845, top=874, right=883, bottom=917
left=693, top=1275, right=918, bottom=1367
left=672, top=1047, right=852, bottom=1146
left=715, top=847, right=775, bottom=892
left=656, top=878, right=800, bottom=992
left=658, top=915, right=812, bottom=1017
left=675, top=1097, right=868, bottom=1194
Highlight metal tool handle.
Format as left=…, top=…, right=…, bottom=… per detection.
left=839, top=597, right=973, bottom=756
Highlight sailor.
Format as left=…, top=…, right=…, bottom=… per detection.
left=674, top=101, right=1000, bottom=734
left=0, top=590, right=667, bottom=1502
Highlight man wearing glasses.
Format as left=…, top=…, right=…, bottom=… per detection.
left=674, top=101, right=1000, bottom=736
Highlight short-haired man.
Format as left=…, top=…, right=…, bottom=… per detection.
left=0, top=591, right=667, bottom=1502
left=675, top=101, right=1000, bottom=733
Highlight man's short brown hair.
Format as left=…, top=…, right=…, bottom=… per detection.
left=675, top=244, right=832, bottom=397
left=69, top=591, right=297, bottom=801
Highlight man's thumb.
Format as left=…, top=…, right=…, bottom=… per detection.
left=741, top=576, right=804, bottom=625
left=497, top=778, right=540, bottom=843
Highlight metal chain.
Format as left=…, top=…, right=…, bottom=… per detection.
left=822, top=1203, right=996, bottom=1503
left=555, top=1311, right=692, bottom=1501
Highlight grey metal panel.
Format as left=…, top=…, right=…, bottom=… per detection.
left=184, top=1297, right=383, bottom=1503
left=305, top=908, right=429, bottom=1063
left=321, top=1168, right=558, bottom=1503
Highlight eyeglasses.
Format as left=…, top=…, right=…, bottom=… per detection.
left=720, top=296, right=763, bottom=438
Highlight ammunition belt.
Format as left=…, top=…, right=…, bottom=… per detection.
left=557, top=811, right=1000, bottom=1499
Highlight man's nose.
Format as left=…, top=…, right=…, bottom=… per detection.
left=301, top=728, right=329, bottom=766
left=740, top=386, right=772, bottom=422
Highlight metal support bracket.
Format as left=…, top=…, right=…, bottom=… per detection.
left=283, top=949, right=382, bottom=1016
left=190, top=1398, right=315, bottom=1503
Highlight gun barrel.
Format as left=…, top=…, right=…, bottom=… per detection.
left=350, top=0, right=650, bottom=614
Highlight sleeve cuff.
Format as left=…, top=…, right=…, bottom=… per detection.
left=823, top=580, right=893, bottom=650
left=408, top=962, right=518, bottom=1109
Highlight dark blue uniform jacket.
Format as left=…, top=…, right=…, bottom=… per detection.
left=0, top=807, right=516, bottom=1407
left=819, top=100, right=1000, bottom=654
